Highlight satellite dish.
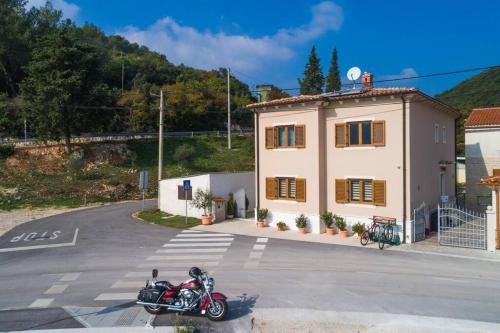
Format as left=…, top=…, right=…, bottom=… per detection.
left=347, top=67, right=361, bottom=81
left=347, top=67, right=361, bottom=89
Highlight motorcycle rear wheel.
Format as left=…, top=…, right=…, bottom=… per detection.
left=144, top=304, right=163, bottom=314
left=206, top=299, right=228, bottom=321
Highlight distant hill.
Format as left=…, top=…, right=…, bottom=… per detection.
left=435, top=67, right=500, bottom=155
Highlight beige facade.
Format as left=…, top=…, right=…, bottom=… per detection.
left=250, top=88, right=458, bottom=242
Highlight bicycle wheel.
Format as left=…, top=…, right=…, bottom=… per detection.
left=378, top=233, right=386, bottom=250
left=360, top=231, right=369, bottom=246
left=384, top=225, right=394, bottom=242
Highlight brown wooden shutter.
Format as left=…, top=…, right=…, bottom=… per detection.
left=265, top=127, right=275, bottom=149
left=295, top=178, right=306, bottom=202
left=493, top=169, right=500, bottom=176
left=295, top=125, right=305, bottom=148
left=335, top=179, right=348, bottom=203
left=373, top=180, right=386, bottom=206
left=266, top=177, right=275, bottom=199
left=335, top=123, right=347, bottom=147
left=372, top=121, right=385, bottom=146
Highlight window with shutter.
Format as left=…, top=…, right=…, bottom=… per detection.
left=295, top=125, right=305, bottom=148
left=335, top=179, right=347, bottom=203
left=493, top=169, right=500, bottom=176
left=265, top=127, right=274, bottom=149
left=296, top=178, right=306, bottom=202
left=265, top=177, right=275, bottom=199
left=372, top=121, right=385, bottom=146
left=373, top=180, right=386, bottom=206
left=335, top=124, right=347, bottom=147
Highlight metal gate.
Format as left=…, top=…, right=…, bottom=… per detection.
left=413, top=204, right=427, bottom=242
left=438, top=203, right=487, bottom=249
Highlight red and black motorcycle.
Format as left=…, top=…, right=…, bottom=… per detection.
left=136, top=267, right=228, bottom=321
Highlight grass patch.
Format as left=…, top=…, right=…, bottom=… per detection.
left=137, top=209, right=201, bottom=229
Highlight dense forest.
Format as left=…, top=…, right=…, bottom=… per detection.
left=0, top=0, right=255, bottom=152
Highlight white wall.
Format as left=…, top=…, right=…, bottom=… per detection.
left=159, top=172, right=255, bottom=218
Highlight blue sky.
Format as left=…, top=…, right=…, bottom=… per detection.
left=28, top=0, right=500, bottom=95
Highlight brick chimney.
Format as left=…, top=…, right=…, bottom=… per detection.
left=361, top=72, right=374, bottom=89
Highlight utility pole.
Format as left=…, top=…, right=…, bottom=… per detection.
left=24, top=119, right=27, bottom=143
left=121, top=51, right=124, bottom=94
left=158, top=90, right=164, bottom=183
left=227, top=67, right=231, bottom=149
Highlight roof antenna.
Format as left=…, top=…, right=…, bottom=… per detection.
left=347, top=67, right=361, bottom=90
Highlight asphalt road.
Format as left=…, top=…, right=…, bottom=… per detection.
left=1, top=201, right=500, bottom=332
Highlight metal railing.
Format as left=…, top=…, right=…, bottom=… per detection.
left=438, top=203, right=487, bottom=250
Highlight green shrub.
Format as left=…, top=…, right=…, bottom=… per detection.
left=0, top=144, right=15, bottom=159
left=321, top=211, right=334, bottom=229
left=295, top=214, right=308, bottom=229
left=334, top=215, right=346, bottom=231
left=191, top=188, right=214, bottom=216
left=257, top=208, right=268, bottom=221
left=173, top=144, right=195, bottom=165
left=66, top=151, right=84, bottom=175
left=277, top=221, right=287, bottom=230
left=226, top=193, right=235, bottom=216
left=352, top=222, right=365, bottom=235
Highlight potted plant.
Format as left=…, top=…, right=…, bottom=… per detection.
left=335, top=215, right=348, bottom=238
left=295, top=214, right=308, bottom=235
left=276, top=221, right=287, bottom=231
left=321, top=212, right=336, bottom=235
left=352, top=222, right=365, bottom=239
left=256, top=208, right=268, bottom=228
left=226, top=193, right=235, bottom=219
left=191, top=189, right=214, bottom=225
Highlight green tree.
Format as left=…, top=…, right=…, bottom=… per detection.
left=298, top=45, right=324, bottom=95
left=21, top=21, right=112, bottom=153
left=267, top=86, right=290, bottom=101
left=326, top=48, right=341, bottom=92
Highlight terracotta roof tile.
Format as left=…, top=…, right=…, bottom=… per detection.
left=464, top=107, right=500, bottom=127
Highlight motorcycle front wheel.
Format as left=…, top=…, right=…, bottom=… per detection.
left=206, top=299, right=228, bottom=321
left=144, top=304, right=163, bottom=314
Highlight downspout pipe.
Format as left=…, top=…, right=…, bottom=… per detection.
left=401, top=95, right=407, bottom=243
left=254, top=110, right=260, bottom=214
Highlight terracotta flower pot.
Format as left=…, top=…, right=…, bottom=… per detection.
left=257, top=221, right=266, bottom=228
left=278, top=227, right=286, bottom=231
left=201, top=215, right=212, bottom=225
left=339, top=230, right=349, bottom=238
left=325, top=227, right=336, bottom=235
left=298, top=228, right=307, bottom=235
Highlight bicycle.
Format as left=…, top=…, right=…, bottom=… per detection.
left=360, top=219, right=380, bottom=246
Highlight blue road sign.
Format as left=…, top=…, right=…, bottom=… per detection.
left=139, top=170, right=149, bottom=190
left=183, top=180, right=191, bottom=191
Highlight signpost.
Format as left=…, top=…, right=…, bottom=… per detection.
left=139, top=171, right=149, bottom=211
left=183, top=180, right=191, bottom=224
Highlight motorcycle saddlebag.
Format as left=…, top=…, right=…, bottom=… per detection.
left=138, top=289, right=161, bottom=303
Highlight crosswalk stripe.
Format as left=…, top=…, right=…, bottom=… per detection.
left=253, top=244, right=266, bottom=250
left=29, top=298, right=54, bottom=308
left=175, top=233, right=233, bottom=238
left=156, top=248, right=227, bottom=254
left=94, top=293, right=137, bottom=301
left=111, top=280, right=146, bottom=289
left=249, top=252, right=263, bottom=259
left=163, top=242, right=231, bottom=247
left=147, top=254, right=224, bottom=261
left=137, top=262, right=219, bottom=268
left=256, top=238, right=268, bottom=243
left=125, top=271, right=186, bottom=278
left=170, top=238, right=234, bottom=242
left=44, top=284, right=68, bottom=294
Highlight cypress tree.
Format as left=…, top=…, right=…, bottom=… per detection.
left=298, top=45, right=324, bottom=95
left=326, top=47, right=341, bottom=92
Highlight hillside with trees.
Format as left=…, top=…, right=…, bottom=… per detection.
left=435, top=67, right=500, bottom=155
left=0, top=0, right=254, bottom=153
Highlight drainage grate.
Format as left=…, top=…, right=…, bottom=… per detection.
left=114, top=308, right=141, bottom=326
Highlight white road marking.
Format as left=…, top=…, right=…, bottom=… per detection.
left=137, top=261, right=219, bottom=268
left=181, top=230, right=203, bottom=233
left=111, top=280, right=146, bottom=289
left=125, top=271, right=186, bottom=278
left=170, top=238, right=234, bottom=242
left=94, top=293, right=138, bottom=301
left=244, top=262, right=259, bottom=269
left=163, top=242, right=231, bottom=247
left=256, top=238, right=268, bottom=243
left=44, top=284, right=68, bottom=294
left=253, top=244, right=266, bottom=250
left=249, top=252, right=263, bottom=259
left=147, top=254, right=224, bottom=261
left=0, top=228, right=79, bottom=253
left=60, top=272, right=81, bottom=281
left=29, top=298, right=54, bottom=308
left=175, top=233, right=233, bottom=238
left=156, top=248, right=227, bottom=254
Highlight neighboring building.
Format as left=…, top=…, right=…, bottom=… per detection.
left=248, top=73, right=459, bottom=242
left=465, top=107, right=500, bottom=212
left=159, top=172, right=255, bottom=219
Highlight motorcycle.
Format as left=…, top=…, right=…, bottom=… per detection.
left=136, top=267, right=228, bottom=321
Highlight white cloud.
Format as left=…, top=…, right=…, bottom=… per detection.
left=117, top=1, right=343, bottom=73
left=26, top=0, right=80, bottom=20
left=379, top=68, right=418, bottom=81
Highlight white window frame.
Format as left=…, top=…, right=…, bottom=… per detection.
left=434, top=124, right=439, bottom=143
left=442, top=126, right=446, bottom=144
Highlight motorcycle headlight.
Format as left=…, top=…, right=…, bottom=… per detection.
left=207, top=278, right=214, bottom=287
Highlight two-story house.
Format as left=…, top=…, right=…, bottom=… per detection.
left=248, top=73, right=459, bottom=242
